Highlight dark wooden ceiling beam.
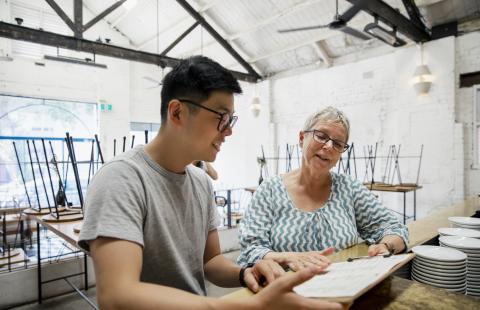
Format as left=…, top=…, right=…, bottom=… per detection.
left=44, top=0, right=76, bottom=34
left=176, top=0, right=261, bottom=81
left=401, top=0, right=429, bottom=34
left=83, top=0, right=127, bottom=33
left=0, top=21, right=258, bottom=82
left=46, top=0, right=128, bottom=37
left=161, top=22, right=199, bottom=56
left=73, top=0, right=83, bottom=38
left=346, top=0, right=430, bottom=42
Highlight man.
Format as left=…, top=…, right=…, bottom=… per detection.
left=78, top=56, right=341, bottom=309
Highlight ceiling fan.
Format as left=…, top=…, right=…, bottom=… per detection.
left=278, top=0, right=371, bottom=41
left=143, top=65, right=165, bottom=90
left=143, top=76, right=162, bottom=89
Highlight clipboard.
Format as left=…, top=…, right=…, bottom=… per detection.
left=294, top=253, right=415, bottom=304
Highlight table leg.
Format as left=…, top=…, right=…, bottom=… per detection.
left=414, top=190, right=417, bottom=221
left=84, top=252, right=88, bottom=290
left=2, top=212, right=6, bottom=254
left=37, top=222, right=42, bottom=304
left=227, top=190, right=232, bottom=228
left=403, top=192, right=406, bottom=225
left=20, top=219, right=25, bottom=251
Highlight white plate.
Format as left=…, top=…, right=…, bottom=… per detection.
left=412, top=272, right=466, bottom=287
left=412, top=261, right=466, bottom=274
left=412, top=245, right=467, bottom=262
left=467, top=281, right=480, bottom=288
left=412, top=277, right=467, bottom=290
left=452, top=224, right=480, bottom=230
left=438, top=227, right=480, bottom=239
left=447, top=287, right=466, bottom=293
left=439, top=236, right=480, bottom=250
left=412, top=264, right=466, bottom=278
left=449, top=217, right=480, bottom=226
left=467, top=288, right=480, bottom=292
left=412, top=267, right=466, bottom=281
left=414, top=256, right=467, bottom=267
left=439, top=246, right=480, bottom=257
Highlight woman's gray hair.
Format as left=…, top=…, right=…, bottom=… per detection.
left=302, top=106, right=350, bottom=142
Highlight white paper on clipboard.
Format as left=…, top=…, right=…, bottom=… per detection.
left=294, top=254, right=413, bottom=300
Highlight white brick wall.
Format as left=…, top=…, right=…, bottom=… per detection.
left=270, top=37, right=459, bottom=218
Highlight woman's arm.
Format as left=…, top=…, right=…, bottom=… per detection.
left=204, top=162, right=218, bottom=180
left=237, top=180, right=277, bottom=266
left=351, top=180, right=409, bottom=254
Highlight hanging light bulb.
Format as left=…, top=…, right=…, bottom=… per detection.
left=413, top=43, right=433, bottom=96
left=250, top=96, right=261, bottom=117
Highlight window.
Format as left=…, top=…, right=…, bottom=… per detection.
left=0, top=94, right=98, bottom=206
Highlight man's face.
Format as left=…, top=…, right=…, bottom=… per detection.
left=184, top=90, right=235, bottom=162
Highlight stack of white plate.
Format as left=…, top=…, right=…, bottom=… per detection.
left=439, top=235, right=480, bottom=297
left=448, top=217, right=480, bottom=231
left=411, top=245, right=467, bottom=294
left=438, top=227, right=480, bottom=239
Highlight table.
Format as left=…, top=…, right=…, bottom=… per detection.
left=366, top=184, right=422, bottom=224
left=222, top=197, right=480, bottom=308
left=1, top=206, right=28, bottom=256
left=32, top=216, right=97, bottom=309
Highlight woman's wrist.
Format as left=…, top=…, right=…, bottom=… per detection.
left=379, top=242, right=394, bottom=254
left=263, top=251, right=288, bottom=264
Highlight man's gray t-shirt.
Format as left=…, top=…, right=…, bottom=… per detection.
left=78, top=146, right=220, bottom=295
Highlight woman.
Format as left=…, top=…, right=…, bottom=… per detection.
left=193, top=160, right=219, bottom=180
left=238, top=107, right=408, bottom=271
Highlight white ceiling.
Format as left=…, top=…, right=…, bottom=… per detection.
left=5, top=0, right=480, bottom=77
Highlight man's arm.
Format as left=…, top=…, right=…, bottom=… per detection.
left=91, top=236, right=343, bottom=310
left=204, top=229, right=289, bottom=292
left=91, top=237, right=229, bottom=309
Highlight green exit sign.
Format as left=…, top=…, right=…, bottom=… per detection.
left=100, top=103, right=112, bottom=111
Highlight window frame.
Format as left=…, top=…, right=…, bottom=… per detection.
left=473, top=85, right=480, bottom=169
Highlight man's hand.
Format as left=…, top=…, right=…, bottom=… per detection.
left=243, top=259, right=286, bottom=292
left=250, top=266, right=344, bottom=310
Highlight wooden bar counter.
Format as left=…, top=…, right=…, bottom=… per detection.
left=222, top=197, right=480, bottom=308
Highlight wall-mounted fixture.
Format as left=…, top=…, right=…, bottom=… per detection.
left=364, top=19, right=406, bottom=47
left=0, top=54, right=13, bottom=62
left=44, top=55, right=107, bottom=69
left=412, top=43, right=433, bottom=95
left=250, top=96, right=261, bottom=117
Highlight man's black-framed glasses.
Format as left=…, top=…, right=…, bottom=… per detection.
left=178, top=99, right=238, bottom=132
left=304, top=129, right=349, bottom=153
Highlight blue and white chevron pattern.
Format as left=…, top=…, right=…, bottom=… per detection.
left=237, top=173, right=409, bottom=266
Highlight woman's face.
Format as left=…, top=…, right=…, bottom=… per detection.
left=299, top=121, right=348, bottom=175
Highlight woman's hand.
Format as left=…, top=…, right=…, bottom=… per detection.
left=367, top=243, right=390, bottom=257
left=265, top=247, right=334, bottom=272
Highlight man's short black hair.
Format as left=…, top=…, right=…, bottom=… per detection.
left=160, top=55, right=242, bottom=123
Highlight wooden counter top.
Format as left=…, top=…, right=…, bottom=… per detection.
left=32, top=215, right=83, bottom=250
left=406, top=197, right=479, bottom=248
left=222, top=197, right=480, bottom=307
